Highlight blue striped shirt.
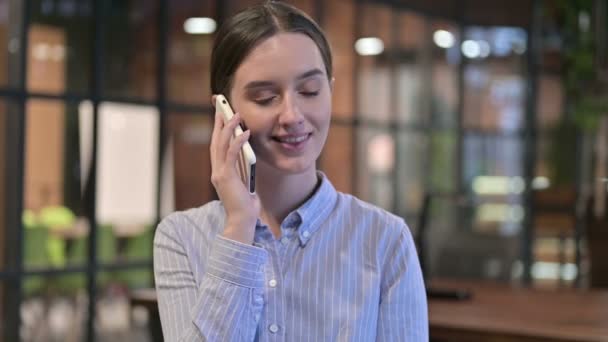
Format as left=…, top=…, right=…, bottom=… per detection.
left=153, top=172, right=428, bottom=341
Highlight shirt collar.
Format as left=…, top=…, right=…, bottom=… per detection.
left=294, top=171, right=338, bottom=246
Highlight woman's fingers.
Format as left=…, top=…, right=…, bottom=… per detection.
left=216, top=113, right=242, bottom=162
left=210, top=106, right=225, bottom=161
left=225, top=130, right=251, bottom=166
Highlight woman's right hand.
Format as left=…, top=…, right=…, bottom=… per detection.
left=210, top=96, right=261, bottom=245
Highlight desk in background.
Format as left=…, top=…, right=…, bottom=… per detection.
left=429, top=279, right=608, bottom=342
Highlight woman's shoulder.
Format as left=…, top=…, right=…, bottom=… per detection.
left=335, top=192, right=410, bottom=234
left=155, top=200, right=225, bottom=241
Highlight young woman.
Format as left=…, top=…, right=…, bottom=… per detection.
left=154, top=2, right=428, bottom=341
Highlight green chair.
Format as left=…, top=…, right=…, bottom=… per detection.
left=54, top=236, right=87, bottom=295
left=39, top=206, right=75, bottom=229
left=97, top=225, right=118, bottom=288
left=22, top=209, right=38, bottom=228
left=39, top=206, right=75, bottom=268
left=23, top=226, right=50, bottom=297
left=114, top=228, right=154, bottom=289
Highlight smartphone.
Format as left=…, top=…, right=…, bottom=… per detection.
left=215, top=94, right=256, bottom=194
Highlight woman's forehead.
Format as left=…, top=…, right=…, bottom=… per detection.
left=233, top=32, right=326, bottom=85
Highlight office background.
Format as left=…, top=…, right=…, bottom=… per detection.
left=1, top=0, right=603, bottom=340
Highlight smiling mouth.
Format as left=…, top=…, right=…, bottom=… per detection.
left=273, top=133, right=312, bottom=144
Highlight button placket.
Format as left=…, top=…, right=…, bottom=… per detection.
left=261, top=245, right=285, bottom=338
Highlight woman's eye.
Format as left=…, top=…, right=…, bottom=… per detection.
left=254, top=96, right=276, bottom=106
left=300, top=91, right=319, bottom=97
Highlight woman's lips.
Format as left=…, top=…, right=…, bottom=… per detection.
left=273, top=133, right=312, bottom=152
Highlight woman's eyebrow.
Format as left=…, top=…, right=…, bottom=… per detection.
left=244, top=68, right=324, bottom=90
left=244, top=80, right=275, bottom=90
left=296, top=68, right=324, bottom=81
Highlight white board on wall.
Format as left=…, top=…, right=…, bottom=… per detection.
left=79, top=101, right=159, bottom=226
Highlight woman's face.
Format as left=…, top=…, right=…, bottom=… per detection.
left=228, top=32, right=332, bottom=176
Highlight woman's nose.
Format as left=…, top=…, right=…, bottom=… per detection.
left=278, top=95, right=304, bottom=126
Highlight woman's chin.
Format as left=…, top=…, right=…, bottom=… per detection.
left=260, top=157, right=316, bottom=176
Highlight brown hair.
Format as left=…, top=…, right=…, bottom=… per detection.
left=210, top=1, right=333, bottom=97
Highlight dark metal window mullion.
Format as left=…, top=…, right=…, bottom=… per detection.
left=521, top=0, right=542, bottom=286
left=155, top=0, right=169, bottom=228
left=3, top=0, right=32, bottom=340
left=389, top=9, right=399, bottom=216
left=352, top=0, right=362, bottom=196
left=84, top=0, right=105, bottom=340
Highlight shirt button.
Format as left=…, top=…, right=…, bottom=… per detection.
left=302, top=231, right=310, bottom=238
left=268, top=279, right=277, bottom=287
left=268, top=324, right=279, bottom=333
left=280, top=237, right=289, bottom=245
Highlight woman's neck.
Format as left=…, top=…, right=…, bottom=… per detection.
left=255, top=163, right=319, bottom=236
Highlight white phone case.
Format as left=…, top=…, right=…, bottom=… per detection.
left=216, top=94, right=256, bottom=194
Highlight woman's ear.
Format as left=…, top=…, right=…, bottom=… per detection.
left=330, top=77, right=335, bottom=93
left=211, top=95, right=217, bottom=107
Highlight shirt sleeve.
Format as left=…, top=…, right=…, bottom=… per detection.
left=153, top=216, right=268, bottom=341
left=376, top=222, right=429, bottom=341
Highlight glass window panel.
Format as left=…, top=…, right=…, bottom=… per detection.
left=357, top=3, right=392, bottom=124
left=535, top=129, right=577, bottom=188
left=430, top=218, right=521, bottom=281
left=93, top=102, right=159, bottom=263
left=432, top=61, right=458, bottom=128
left=423, top=195, right=460, bottom=277
left=394, top=12, right=430, bottom=126
left=356, top=126, right=395, bottom=211
left=167, top=112, right=214, bottom=211
left=463, top=134, right=524, bottom=234
left=168, top=0, right=215, bottom=106
left=95, top=272, right=156, bottom=341
left=397, top=11, right=427, bottom=50
left=103, top=0, right=158, bottom=100
left=463, top=62, right=526, bottom=132
left=360, top=3, right=392, bottom=48
left=395, top=131, right=427, bottom=217
left=427, top=134, right=524, bottom=282
left=428, top=130, right=457, bottom=193
left=0, top=0, right=24, bottom=88
left=462, top=26, right=527, bottom=132
left=431, top=21, right=460, bottom=128
left=358, top=61, right=391, bottom=123
left=24, top=99, right=89, bottom=270
left=464, top=134, right=524, bottom=182
left=324, top=0, right=355, bottom=118
left=21, top=273, right=88, bottom=340
left=536, top=74, right=563, bottom=129
left=395, top=63, right=424, bottom=125
left=28, top=0, right=93, bottom=94
left=319, top=123, right=354, bottom=194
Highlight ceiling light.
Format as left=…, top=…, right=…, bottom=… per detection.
left=433, top=30, right=455, bottom=49
left=355, top=37, right=384, bottom=56
left=184, top=17, right=216, bottom=34
left=461, top=40, right=480, bottom=58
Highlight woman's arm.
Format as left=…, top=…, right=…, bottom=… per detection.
left=376, top=223, right=429, bottom=341
left=153, top=215, right=267, bottom=341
